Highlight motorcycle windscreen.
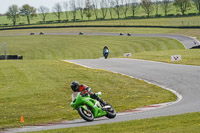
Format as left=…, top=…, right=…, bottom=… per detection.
left=72, top=92, right=79, bottom=101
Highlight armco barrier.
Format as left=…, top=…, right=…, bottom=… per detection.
left=1, top=25, right=200, bottom=31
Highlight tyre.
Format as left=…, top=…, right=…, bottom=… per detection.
left=77, top=106, right=94, bottom=122
left=104, top=54, right=108, bottom=59
left=105, top=104, right=116, bottom=119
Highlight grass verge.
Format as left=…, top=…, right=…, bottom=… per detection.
left=30, top=112, right=200, bottom=133
left=129, top=49, right=200, bottom=66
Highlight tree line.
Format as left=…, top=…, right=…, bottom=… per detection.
left=5, top=0, right=200, bottom=26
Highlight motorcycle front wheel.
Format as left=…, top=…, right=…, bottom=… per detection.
left=77, top=106, right=94, bottom=122
left=104, top=54, right=108, bottom=59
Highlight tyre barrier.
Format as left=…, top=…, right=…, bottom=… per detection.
left=79, top=32, right=83, bottom=35
left=39, top=32, right=44, bottom=35
left=0, top=55, right=23, bottom=60
left=190, top=45, right=200, bottom=49
left=30, top=32, right=35, bottom=35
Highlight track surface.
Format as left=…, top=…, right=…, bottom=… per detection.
left=2, top=33, right=200, bottom=133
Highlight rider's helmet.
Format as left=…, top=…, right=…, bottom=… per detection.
left=70, top=81, right=80, bottom=92
left=104, top=45, right=108, bottom=49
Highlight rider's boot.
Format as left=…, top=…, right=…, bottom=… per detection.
left=98, top=98, right=111, bottom=110
left=91, top=93, right=111, bottom=110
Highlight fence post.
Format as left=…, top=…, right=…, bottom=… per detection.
left=0, top=42, right=7, bottom=60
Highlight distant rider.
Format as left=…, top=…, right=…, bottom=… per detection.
left=70, top=81, right=110, bottom=109
left=103, top=46, right=109, bottom=59
left=103, top=46, right=109, bottom=54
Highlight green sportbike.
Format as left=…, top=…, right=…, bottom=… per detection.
left=70, top=92, right=116, bottom=122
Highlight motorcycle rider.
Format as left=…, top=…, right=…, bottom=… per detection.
left=103, top=46, right=109, bottom=54
left=103, top=46, right=109, bottom=59
left=70, top=81, right=110, bottom=109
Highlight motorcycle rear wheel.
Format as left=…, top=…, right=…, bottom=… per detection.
left=78, top=107, right=94, bottom=122
left=105, top=104, right=116, bottom=118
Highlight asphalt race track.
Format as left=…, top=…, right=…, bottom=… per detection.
left=2, top=32, right=200, bottom=133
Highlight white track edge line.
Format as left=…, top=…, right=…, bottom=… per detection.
left=63, top=60, right=182, bottom=115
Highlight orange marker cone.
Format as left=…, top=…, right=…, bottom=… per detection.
left=20, top=116, right=24, bottom=123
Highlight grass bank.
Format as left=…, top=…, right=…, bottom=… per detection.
left=1, top=31, right=200, bottom=66
left=0, top=35, right=183, bottom=60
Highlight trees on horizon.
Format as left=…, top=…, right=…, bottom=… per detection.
left=161, top=0, right=171, bottom=16
left=19, top=4, right=37, bottom=24
left=141, top=0, right=154, bottom=17
left=173, top=0, right=191, bottom=15
left=4, top=0, right=199, bottom=26
left=38, top=6, right=49, bottom=23
left=6, top=5, right=20, bottom=26
left=194, top=0, right=200, bottom=14
left=53, top=3, right=62, bottom=21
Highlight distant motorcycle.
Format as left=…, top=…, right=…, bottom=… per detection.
left=70, top=92, right=116, bottom=122
left=103, top=49, right=109, bottom=59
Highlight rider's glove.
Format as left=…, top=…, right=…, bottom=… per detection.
left=90, top=93, right=99, bottom=100
left=85, top=87, right=91, bottom=93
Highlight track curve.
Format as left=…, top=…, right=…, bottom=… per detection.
left=1, top=32, right=199, bottom=49
left=2, top=32, right=200, bottom=133
left=45, top=32, right=200, bottom=49
left=5, top=58, right=200, bottom=133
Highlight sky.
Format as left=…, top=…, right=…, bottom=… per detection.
left=0, top=0, right=70, bottom=14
